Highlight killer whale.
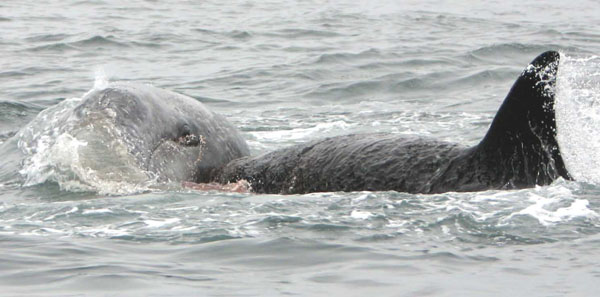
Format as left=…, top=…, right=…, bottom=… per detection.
left=207, top=51, right=571, bottom=194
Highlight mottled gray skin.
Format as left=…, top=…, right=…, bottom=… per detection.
left=212, top=51, right=570, bottom=194
left=76, top=83, right=249, bottom=182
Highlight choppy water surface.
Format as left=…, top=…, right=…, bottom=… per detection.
left=2, top=0, right=600, bottom=296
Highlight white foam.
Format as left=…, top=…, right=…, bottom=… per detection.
left=350, top=209, right=373, bottom=220
left=143, top=218, right=180, bottom=228
left=511, top=193, right=598, bottom=226
left=82, top=208, right=113, bottom=215
left=555, top=54, right=600, bottom=184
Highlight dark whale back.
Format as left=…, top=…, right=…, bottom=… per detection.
left=214, top=134, right=466, bottom=193
left=211, top=51, right=570, bottom=194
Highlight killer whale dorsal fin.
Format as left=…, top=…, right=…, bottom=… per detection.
left=477, top=51, right=570, bottom=183
left=481, top=51, right=560, bottom=147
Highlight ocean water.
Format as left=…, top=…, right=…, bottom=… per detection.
left=1, top=0, right=600, bottom=296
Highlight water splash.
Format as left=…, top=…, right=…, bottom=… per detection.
left=15, top=78, right=155, bottom=195
left=511, top=194, right=597, bottom=226
left=555, top=54, right=600, bottom=184
left=93, top=67, right=110, bottom=90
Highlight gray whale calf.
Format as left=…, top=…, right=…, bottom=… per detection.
left=208, top=51, right=571, bottom=194
left=76, top=83, right=250, bottom=183
left=15, top=82, right=250, bottom=192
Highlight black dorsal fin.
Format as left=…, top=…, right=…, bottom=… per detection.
left=477, top=50, right=570, bottom=184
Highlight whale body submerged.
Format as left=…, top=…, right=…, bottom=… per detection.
left=208, top=51, right=571, bottom=194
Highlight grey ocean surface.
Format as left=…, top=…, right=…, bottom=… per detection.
left=1, top=0, right=600, bottom=296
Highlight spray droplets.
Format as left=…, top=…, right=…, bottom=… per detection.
left=555, top=53, right=600, bottom=184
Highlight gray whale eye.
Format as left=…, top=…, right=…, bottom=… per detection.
left=177, top=124, right=201, bottom=146
left=180, top=124, right=192, bottom=137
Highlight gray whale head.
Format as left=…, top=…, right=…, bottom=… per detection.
left=16, top=82, right=249, bottom=193
left=72, top=83, right=250, bottom=184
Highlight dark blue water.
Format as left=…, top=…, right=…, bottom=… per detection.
left=1, top=0, right=600, bottom=296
